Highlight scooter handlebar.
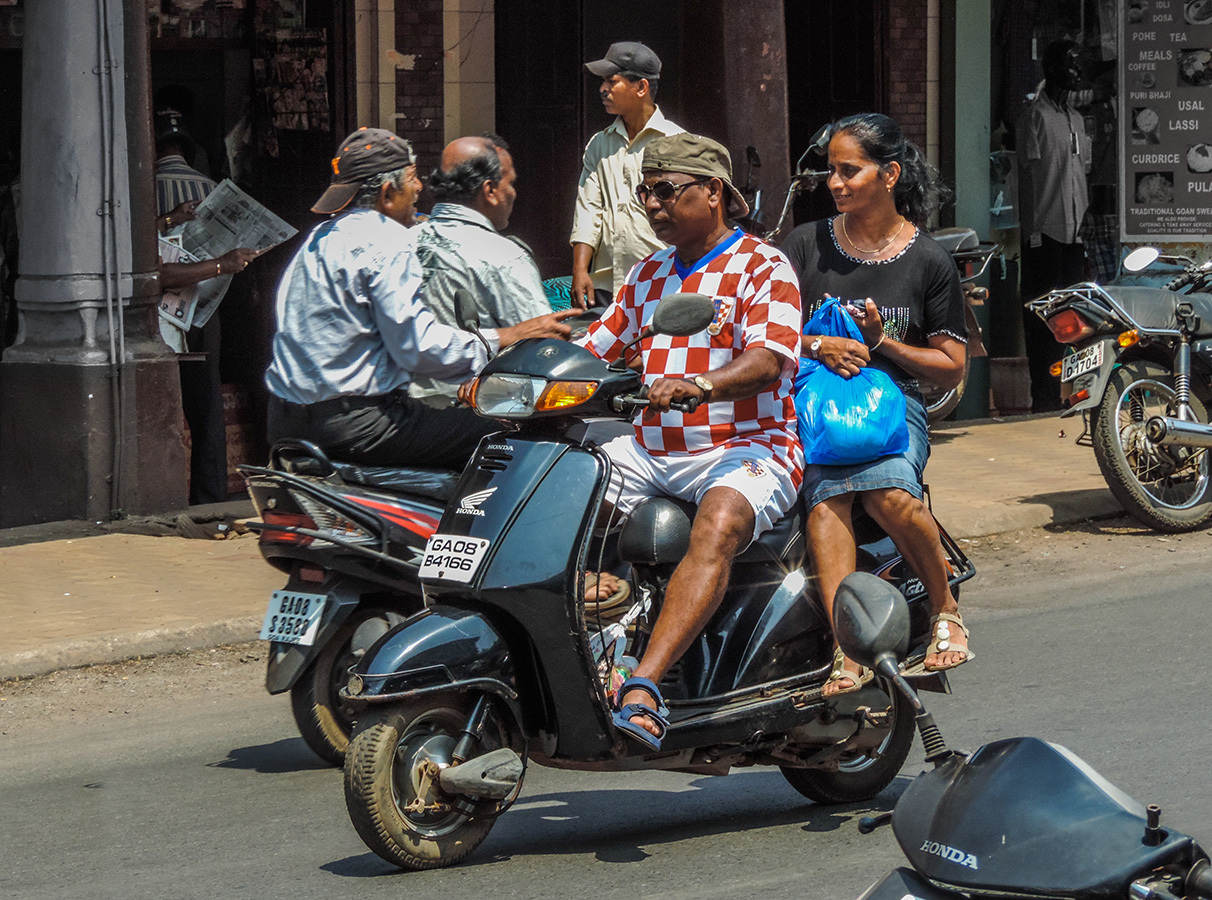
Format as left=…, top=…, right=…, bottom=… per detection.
left=1188, top=860, right=1212, bottom=899
left=614, top=391, right=701, bottom=414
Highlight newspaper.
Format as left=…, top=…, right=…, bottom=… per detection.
left=168, top=179, right=298, bottom=327
left=157, top=237, right=200, bottom=334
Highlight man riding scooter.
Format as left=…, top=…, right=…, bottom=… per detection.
left=578, top=133, right=804, bottom=749
left=264, top=126, right=577, bottom=469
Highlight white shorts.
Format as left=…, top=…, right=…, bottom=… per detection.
left=600, top=435, right=799, bottom=543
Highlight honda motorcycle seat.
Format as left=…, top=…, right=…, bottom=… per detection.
left=618, top=496, right=806, bottom=566
left=1104, top=286, right=1212, bottom=337
left=329, top=462, right=461, bottom=503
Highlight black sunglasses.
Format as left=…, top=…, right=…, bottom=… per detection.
left=636, top=178, right=711, bottom=204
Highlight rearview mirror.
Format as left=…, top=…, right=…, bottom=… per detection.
left=651, top=293, right=716, bottom=336
left=1123, top=247, right=1160, bottom=273
left=454, top=288, right=480, bottom=331
left=833, top=572, right=910, bottom=673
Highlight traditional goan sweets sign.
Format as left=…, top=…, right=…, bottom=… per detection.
left=1121, top=0, right=1212, bottom=241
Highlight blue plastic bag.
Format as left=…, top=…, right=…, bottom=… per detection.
left=794, top=299, right=910, bottom=466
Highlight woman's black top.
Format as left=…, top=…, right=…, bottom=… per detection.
left=781, top=217, right=966, bottom=385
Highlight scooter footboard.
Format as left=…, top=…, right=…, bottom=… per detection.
left=340, top=605, right=524, bottom=727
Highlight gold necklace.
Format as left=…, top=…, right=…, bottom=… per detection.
left=841, top=213, right=907, bottom=255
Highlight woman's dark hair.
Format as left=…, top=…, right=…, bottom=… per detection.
left=829, top=112, right=952, bottom=224
left=427, top=133, right=509, bottom=205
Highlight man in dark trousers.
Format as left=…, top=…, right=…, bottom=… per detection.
left=1016, top=40, right=1091, bottom=411
left=155, top=107, right=230, bottom=504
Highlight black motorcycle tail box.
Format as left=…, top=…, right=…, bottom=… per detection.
left=893, top=736, right=1192, bottom=896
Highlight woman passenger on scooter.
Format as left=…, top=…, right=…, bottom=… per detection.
left=781, top=113, right=973, bottom=695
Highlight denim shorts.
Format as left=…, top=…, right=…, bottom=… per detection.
left=800, top=388, right=929, bottom=507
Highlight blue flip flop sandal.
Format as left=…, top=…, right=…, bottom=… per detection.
left=612, top=676, right=670, bottom=752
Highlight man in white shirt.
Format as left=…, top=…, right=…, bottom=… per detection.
left=570, top=41, right=683, bottom=308
left=411, top=134, right=552, bottom=408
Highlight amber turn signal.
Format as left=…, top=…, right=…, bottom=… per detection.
left=536, top=381, right=598, bottom=411
left=1050, top=360, right=1064, bottom=377
left=1118, top=329, right=1141, bottom=348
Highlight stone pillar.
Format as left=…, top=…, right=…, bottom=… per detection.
left=0, top=0, right=186, bottom=527
left=680, top=0, right=790, bottom=229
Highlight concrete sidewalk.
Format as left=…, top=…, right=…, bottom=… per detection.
left=0, top=413, right=1122, bottom=682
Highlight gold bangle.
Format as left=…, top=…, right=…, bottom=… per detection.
left=215, top=262, right=222, bottom=276
left=871, top=333, right=886, bottom=353
left=165, top=215, right=172, bottom=228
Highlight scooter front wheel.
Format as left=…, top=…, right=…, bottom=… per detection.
left=343, top=698, right=513, bottom=870
left=780, top=679, right=914, bottom=804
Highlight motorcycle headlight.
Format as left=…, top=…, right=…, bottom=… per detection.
left=473, top=375, right=597, bottom=417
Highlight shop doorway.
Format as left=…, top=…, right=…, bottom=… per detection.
left=784, top=0, right=885, bottom=225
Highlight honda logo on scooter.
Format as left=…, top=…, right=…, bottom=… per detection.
left=920, top=840, right=979, bottom=870
left=458, top=488, right=496, bottom=516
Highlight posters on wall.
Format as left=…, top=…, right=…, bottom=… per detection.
left=1121, top=0, right=1212, bottom=240
left=254, top=29, right=329, bottom=134
left=148, top=0, right=247, bottom=41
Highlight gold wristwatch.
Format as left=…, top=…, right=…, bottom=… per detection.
left=693, top=375, right=713, bottom=399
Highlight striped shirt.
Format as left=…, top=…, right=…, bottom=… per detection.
left=155, top=154, right=215, bottom=216
left=580, top=230, right=804, bottom=482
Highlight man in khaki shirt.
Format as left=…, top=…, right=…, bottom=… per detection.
left=570, top=41, right=683, bottom=308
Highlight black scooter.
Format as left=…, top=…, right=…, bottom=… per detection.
left=834, top=571, right=1212, bottom=900
left=335, top=293, right=973, bottom=870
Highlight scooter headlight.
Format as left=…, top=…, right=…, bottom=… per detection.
left=473, top=375, right=597, bottom=417
left=473, top=374, right=547, bottom=417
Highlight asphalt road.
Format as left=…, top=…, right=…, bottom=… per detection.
left=3, top=520, right=1211, bottom=900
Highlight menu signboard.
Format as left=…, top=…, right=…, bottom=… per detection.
left=1121, top=0, right=1212, bottom=241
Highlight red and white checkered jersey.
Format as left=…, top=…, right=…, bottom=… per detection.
left=580, top=230, right=804, bottom=482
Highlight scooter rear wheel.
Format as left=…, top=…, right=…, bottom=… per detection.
left=780, top=680, right=914, bottom=804
left=343, top=697, right=516, bottom=870
left=289, top=607, right=407, bottom=766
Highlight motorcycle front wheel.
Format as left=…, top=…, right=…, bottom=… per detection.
left=343, top=696, right=519, bottom=870
left=289, top=607, right=408, bottom=766
left=780, top=679, right=915, bottom=804
left=1092, top=359, right=1212, bottom=532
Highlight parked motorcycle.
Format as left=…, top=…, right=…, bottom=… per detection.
left=1026, top=247, right=1212, bottom=532
left=240, top=444, right=456, bottom=764
left=334, top=291, right=974, bottom=870
left=831, top=571, right=1212, bottom=900
left=762, top=131, right=995, bottom=423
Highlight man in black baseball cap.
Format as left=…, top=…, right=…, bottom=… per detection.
left=265, top=126, right=576, bottom=469
left=570, top=41, right=684, bottom=310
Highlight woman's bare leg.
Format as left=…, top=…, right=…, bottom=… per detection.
left=807, top=493, right=863, bottom=696
left=859, top=488, right=968, bottom=669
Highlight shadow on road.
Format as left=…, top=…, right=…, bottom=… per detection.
left=322, top=770, right=910, bottom=877
left=208, top=737, right=332, bottom=773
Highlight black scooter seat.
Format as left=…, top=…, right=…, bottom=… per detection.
left=330, top=462, right=460, bottom=503
left=1103, top=286, right=1212, bottom=337
left=618, top=496, right=805, bottom=566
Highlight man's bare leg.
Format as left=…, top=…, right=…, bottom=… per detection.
left=620, top=486, right=755, bottom=737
